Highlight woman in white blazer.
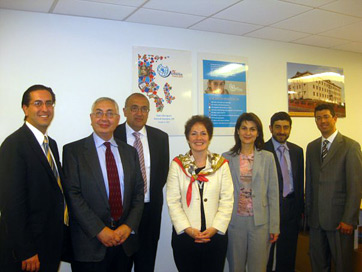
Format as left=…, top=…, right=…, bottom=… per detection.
left=166, top=115, right=233, bottom=272
left=222, top=113, right=279, bottom=272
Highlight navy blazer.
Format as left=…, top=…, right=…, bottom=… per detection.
left=114, top=123, right=169, bottom=240
left=264, top=139, right=304, bottom=217
left=0, top=124, right=65, bottom=265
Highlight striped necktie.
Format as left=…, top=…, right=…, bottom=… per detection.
left=133, top=132, right=147, bottom=194
left=321, top=140, right=329, bottom=162
left=43, top=136, right=69, bottom=225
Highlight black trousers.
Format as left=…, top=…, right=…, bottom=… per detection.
left=171, top=228, right=228, bottom=272
left=267, top=196, right=300, bottom=272
left=71, top=245, right=131, bottom=272
left=127, top=203, right=160, bottom=272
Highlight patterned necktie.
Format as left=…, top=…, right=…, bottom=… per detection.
left=321, top=140, right=329, bottom=162
left=133, top=132, right=147, bottom=194
left=104, top=142, right=123, bottom=221
left=278, top=145, right=291, bottom=197
left=43, top=136, right=69, bottom=225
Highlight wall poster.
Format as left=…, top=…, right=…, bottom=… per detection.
left=198, top=53, right=247, bottom=134
left=287, top=62, right=345, bottom=117
left=133, top=46, right=192, bottom=135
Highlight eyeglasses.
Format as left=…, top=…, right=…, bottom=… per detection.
left=129, top=105, right=150, bottom=113
left=31, top=100, right=55, bottom=108
left=92, top=111, right=119, bottom=119
left=315, top=115, right=332, bottom=121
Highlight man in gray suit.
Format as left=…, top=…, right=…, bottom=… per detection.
left=306, top=103, right=362, bottom=272
left=63, top=97, right=144, bottom=272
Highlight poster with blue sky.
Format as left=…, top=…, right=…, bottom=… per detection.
left=200, top=57, right=247, bottom=131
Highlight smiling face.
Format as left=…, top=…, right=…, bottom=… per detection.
left=315, top=109, right=337, bottom=138
left=187, top=122, right=210, bottom=154
left=91, top=100, right=120, bottom=141
left=22, top=90, right=54, bottom=134
left=123, top=95, right=149, bottom=132
left=238, top=120, right=258, bottom=147
left=270, top=120, right=291, bottom=144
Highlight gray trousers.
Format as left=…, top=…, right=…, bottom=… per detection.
left=227, top=216, right=271, bottom=272
left=309, top=226, right=354, bottom=272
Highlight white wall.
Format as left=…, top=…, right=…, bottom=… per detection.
left=1, top=9, right=362, bottom=272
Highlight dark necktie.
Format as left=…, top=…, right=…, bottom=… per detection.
left=321, top=140, right=329, bottom=162
left=43, top=136, right=69, bottom=225
left=133, top=132, right=147, bottom=194
left=104, top=142, right=123, bottom=221
left=278, top=145, right=291, bottom=197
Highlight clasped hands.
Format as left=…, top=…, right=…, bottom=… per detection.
left=185, top=227, right=217, bottom=243
left=96, top=224, right=131, bottom=247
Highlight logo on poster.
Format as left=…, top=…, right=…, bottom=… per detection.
left=157, top=64, right=171, bottom=78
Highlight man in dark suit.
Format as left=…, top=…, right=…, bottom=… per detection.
left=306, top=104, right=362, bottom=272
left=62, top=97, right=144, bottom=272
left=0, top=85, right=67, bottom=272
left=265, top=112, right=304, bottom=272
left=114, top=93, right=169, bottom=272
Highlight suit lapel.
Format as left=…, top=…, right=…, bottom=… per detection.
left=146, top=126, right=156, bottom=194
left=83, top=135, right=109, bottom=207
left=266, top=140, right=283, bottom=189
left=252, top=149, right=261, bottom=182
left=117, top=142, right=130, bottom=212
left=230, top=153, right=241, bottom=191
left=23, top=125, right=59, bottom=189
left=118, top=123, right=127, bottom=142
left=288, top=143, right=299, bottom=191
left=321, top=133, right=342, bottom=168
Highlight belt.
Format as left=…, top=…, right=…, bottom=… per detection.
left=110, top=219, right=122, bottom=229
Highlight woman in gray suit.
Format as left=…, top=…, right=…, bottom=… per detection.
left=223, top=113, right=279, bottom=272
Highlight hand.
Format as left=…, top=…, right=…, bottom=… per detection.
left=269, top=233, right=279, bottom=243
left=185, top=227, right=202, bottom=240
left=96, top=227, right=121, bottom=247
left=337, top=222, right=354, bottom=235
left=194, top=227, right=218, bottom=243
left=21, top=254, right=40, bottom=272
left=115, top=224, right=132, bottom=244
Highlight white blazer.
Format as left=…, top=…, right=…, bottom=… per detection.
left=166, top=157, right=234, bottom=234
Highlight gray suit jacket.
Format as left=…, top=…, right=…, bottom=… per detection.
left=62, top=134, right=144, bottom=262
left=223, top=149, right=280, bottom=234
left=306, top=132, right=362, bottom=230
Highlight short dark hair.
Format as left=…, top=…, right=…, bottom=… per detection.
left=230, top=112, right=264, bottom=155
left=184, top=115, right=213, bottom=141
left=314, top=103, right=336, bottom=117
left=21, top=84, right=55, bottom=107
left=270, top=111, right=292, bottom=127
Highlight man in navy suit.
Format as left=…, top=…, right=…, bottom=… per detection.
left=114, top=93, right=169, bottom=272
left=0, top=85, right=67, bottom=272
left=63, top=97, right=144, bottom=272
left=265, top=112, right=304, bottom=272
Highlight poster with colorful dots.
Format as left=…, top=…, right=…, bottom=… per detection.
left=133, top=46, right=192, bottom=135
left=198, top=53, right=248, bottom=134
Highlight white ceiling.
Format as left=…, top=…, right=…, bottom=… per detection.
left=1, top=0, right=362, bottom=54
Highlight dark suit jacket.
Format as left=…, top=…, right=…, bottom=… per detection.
left=264, top=139, right=304, bottom=218
left=0, top=124, right=65, bottom=266
left=114, top=123, right=169, bottom=240
left=62, top=134, right=144, bottom=262
left=306, top=132, right=362, bottom=230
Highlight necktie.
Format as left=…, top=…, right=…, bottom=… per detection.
left=133, top=132, right=147, bottom=194
left=278, top=145, right=291, bottom=197
left=43, top=136, right=69, bottom=225
left=321, top=140, right=329, bottom=162
left=104, top=142, right=123, bottom=221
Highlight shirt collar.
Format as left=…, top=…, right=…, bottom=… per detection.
left=92, top=132, right=118, bottom=148
left=322, top=130, right=338, bottom=144
left=271, top=137, right=289, bottom=151
left=125, top=122, right=147, bottom=138
left=25, top=121, right=47, bottom=146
